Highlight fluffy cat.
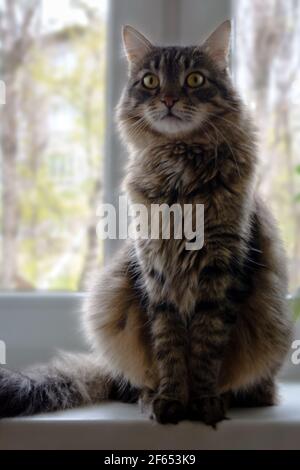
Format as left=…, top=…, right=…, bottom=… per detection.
left=0, top=21, right=292, bottom=426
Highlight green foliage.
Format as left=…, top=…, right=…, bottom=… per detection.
left=291, top=295, right=300, bottom=320
left=16, top=7, right=106, bottom=290
left=295, top=165, right=300, bottom=203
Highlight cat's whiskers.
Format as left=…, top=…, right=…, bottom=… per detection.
left=205, top=111, right=250, bottom=138
left=197, top=118, right=220, bottom=171
left=128, top=116, right=149, bottom=139
left=204, top=120, right=241, bottom=179
left=204, top=121, right=220, bottom=170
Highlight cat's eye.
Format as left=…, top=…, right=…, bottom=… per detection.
left=186, top=72, right=205, bottom=88
left=142, top=73, right=160, bottom=90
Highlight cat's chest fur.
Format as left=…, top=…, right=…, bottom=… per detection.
left=126, top=140, right=240, bottom=225
left=126, top=140, right=240, bottom=313
left=128, top=141, right=224, bottom=204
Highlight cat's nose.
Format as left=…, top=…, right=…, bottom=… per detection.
left=161, top=96, right=179, bottom=109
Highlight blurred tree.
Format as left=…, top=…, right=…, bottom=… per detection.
left=0, top=0, right=41, bottom=289
left=30, top=15, right=105, bottom=290
left=235, top=0, right=300, bottom=292
left=0, top=0, right=106, bottom=291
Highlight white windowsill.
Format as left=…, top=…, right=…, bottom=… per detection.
left=0, top=294, right=299, bottom=449
left=0, top=383, right=299, bottom=450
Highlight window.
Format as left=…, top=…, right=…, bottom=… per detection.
left=0, top=0, right=108, bottom=291
left=1, top=0, right=298, bottom=297
left=234, top=0, right=300, bottom=295
left=5, top=1, right=297, bottom=372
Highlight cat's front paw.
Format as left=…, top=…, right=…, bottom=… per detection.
left=151, top=395, right=186, bottom=424
left=188, top=395, right=229, bottom=428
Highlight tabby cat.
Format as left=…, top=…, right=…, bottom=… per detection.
left=0, top=21, right=292, bottom=426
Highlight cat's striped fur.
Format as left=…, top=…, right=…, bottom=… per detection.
left=0, top=22, right=292, bottom=426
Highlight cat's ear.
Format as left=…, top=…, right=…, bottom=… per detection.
left=202, top=20, right=231, bottom=70
left=122, top=25, right=153, bottom=64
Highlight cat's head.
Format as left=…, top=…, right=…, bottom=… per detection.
left=118, top=21, right=237, bottom=141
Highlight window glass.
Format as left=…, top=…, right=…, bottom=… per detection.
left=0, top=0, right=107, bottom=291
left=234, top=0, right=300, bottom=293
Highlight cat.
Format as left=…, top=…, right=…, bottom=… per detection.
left=0, top=21, right=292, bottom=427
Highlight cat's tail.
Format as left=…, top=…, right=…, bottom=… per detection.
left=0, top=352, right=139, bottom=418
